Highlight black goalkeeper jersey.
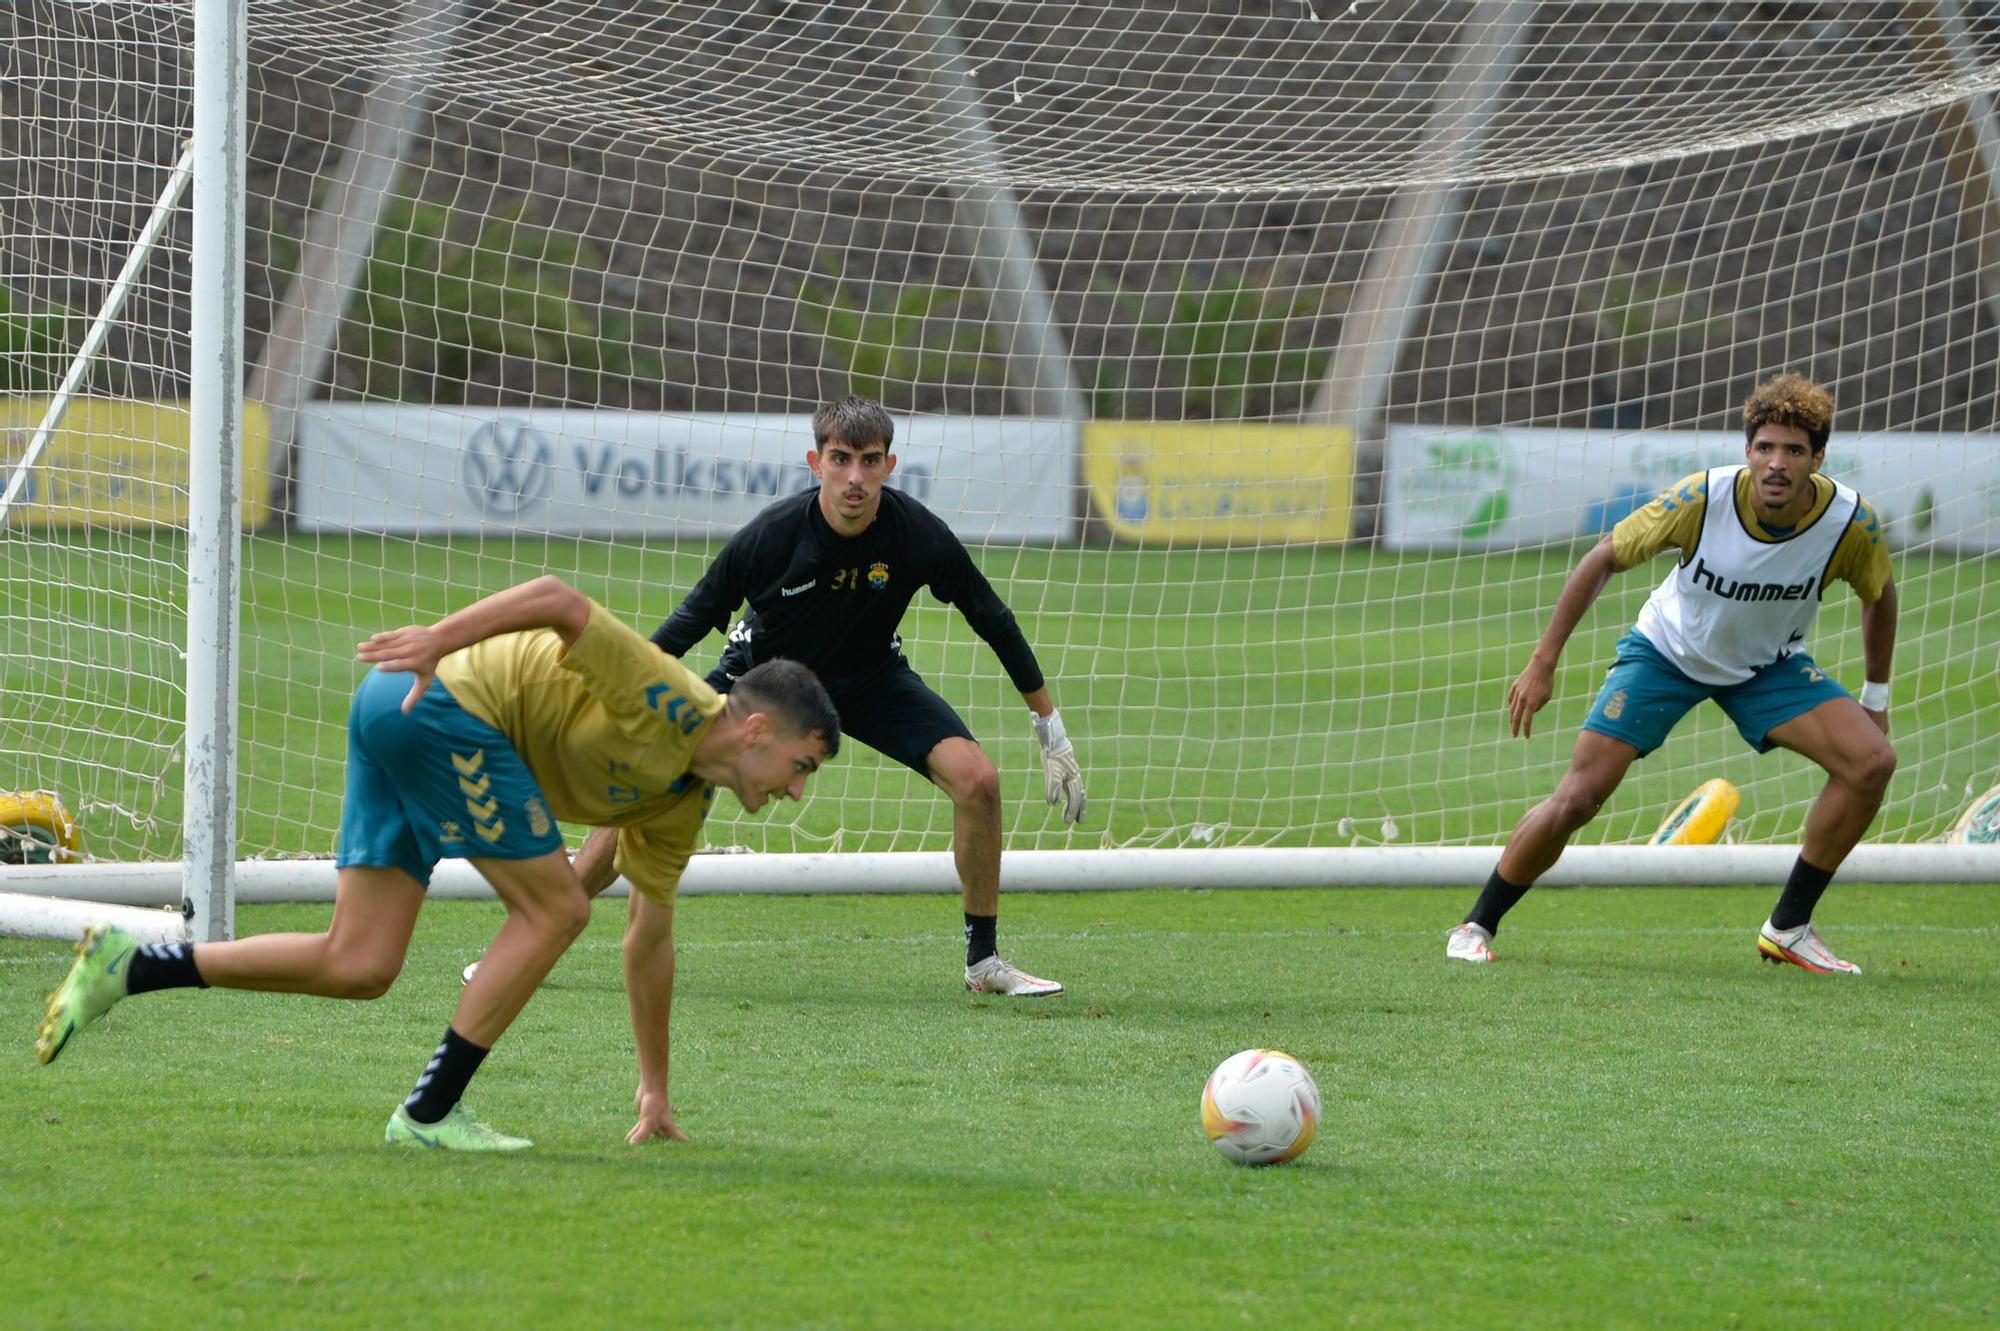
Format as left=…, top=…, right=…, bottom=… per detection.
left=650, top=487, right=1044, bottom=695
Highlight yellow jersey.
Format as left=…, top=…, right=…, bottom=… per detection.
left=1612, top=469, right=1891, bottom=603
left=436, top=600, right=726, bottom=904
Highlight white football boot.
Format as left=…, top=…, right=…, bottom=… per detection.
left=964, top=954, right=1064, bottom=997
left=1445, top=922, right=1494, bottom=964
left=1757, top=920, right=1861, bottom=975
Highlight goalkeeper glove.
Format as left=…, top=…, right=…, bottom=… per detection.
left=1032, top=710, right=1087, bottom=824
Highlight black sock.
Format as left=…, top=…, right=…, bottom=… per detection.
left=1466, top=869, right=1532, bottom=936
left=403, top=1027, right=490, bottom=1125
left=125, top=941, right=208, bottom=995
left=1769, top=857, right=1836, bottom=932
left=964, top=913, right=997, bottom=967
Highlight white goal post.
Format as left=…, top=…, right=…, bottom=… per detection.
left=5, top=2, right=1999, bottom=939
left=6, top=845, right=1997, bottom=913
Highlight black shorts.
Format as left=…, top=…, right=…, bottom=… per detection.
left=705, top=657, right=974, bottom=778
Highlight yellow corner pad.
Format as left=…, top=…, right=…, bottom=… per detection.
left=0, top=790, right=82, bottom=863
left=1947, top=784, right=2000, bottom=845
left=1651, top=778, right=1740, bottom=846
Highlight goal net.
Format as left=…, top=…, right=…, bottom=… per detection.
left=4, top=1, right=1997, bottom=915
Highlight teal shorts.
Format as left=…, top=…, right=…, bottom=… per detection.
left=334, top=670, right=565, bottom=886
left=1581, top=630, right=1851, bottom=757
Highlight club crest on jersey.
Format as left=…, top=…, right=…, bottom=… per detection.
left=867, top=561, right=890, bottom=591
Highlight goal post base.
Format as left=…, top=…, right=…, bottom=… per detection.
left=0, top=891, right=190, bottom=943
left=4, top=845, right=1994, bottom=912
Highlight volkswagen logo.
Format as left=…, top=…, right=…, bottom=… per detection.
left=461, top=418, right=554, bottom=518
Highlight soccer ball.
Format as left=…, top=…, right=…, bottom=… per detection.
left=1200, top=1048, right=1321, bottom=1166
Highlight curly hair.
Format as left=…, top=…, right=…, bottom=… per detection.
left=1742, top=372, right=1834, bottom=452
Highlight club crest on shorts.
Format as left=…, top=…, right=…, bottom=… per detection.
left=867, top=561, right=890, bottom=591
left=1604, top=689, right=1627, bottom=720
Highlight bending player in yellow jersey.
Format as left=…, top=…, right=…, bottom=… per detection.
left=36, top=576, right=840, bottom=1150
left=1447, top=373, right=1898, bottom=973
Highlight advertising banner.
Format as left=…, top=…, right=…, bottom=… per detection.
left=1083, top=422, right=1355, bottom=544
left=292, top=406, right=1076, bottom=542
left=1383, top=425, right=2000, bottom=552
left=0, top=398, right=273, bottom=528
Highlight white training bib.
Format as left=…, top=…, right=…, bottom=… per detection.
left=1634, top=464, right=1858, bottom=685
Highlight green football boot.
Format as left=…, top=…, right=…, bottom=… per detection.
left=36, top=924, right=138, bottom=1065
left=385, top=1103, right=533, bottom=1152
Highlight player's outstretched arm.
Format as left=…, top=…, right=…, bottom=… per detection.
left=1858, top=575, right=1898, bottom=735
left=651, top=529, right=755, bottom=656
left=623, top=884, right=687, bottom=1145
left=1508, top=534, right=1627, bottom=739
left=357, top=575, right=593, bottom=711
left=1026, top=687, right=1087, bottom=824
left=573, top=824, right=622, bottom=897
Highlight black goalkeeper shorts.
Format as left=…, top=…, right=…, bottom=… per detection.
left=705, top=657, right=975, bottom=778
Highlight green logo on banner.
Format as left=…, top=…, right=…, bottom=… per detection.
left=1461, top=491, right=1510, bottom=540
left=1417, top=431, right=1514, bottom=543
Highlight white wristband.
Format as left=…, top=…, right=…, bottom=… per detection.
left=1858, top=680, right=1890, bottom=711
left=1033, top=709, right=1066, bottom=745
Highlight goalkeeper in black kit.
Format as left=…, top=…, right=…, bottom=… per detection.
left=587, top=395, right=1085, bottom=995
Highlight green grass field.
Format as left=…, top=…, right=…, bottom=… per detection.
left=6, top=885, right=1997, bottom=1328
left=5, top=533, right=1998, bottom=1326
left=5, top=534, right=1997, bottom=863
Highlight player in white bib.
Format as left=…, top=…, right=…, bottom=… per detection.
left=1447, top=373, right=1898, bottom=973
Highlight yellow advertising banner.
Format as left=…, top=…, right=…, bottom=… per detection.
left=0, top=398, right=272, bottom=528
left=1084, top=421, right=1355, bottom=544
